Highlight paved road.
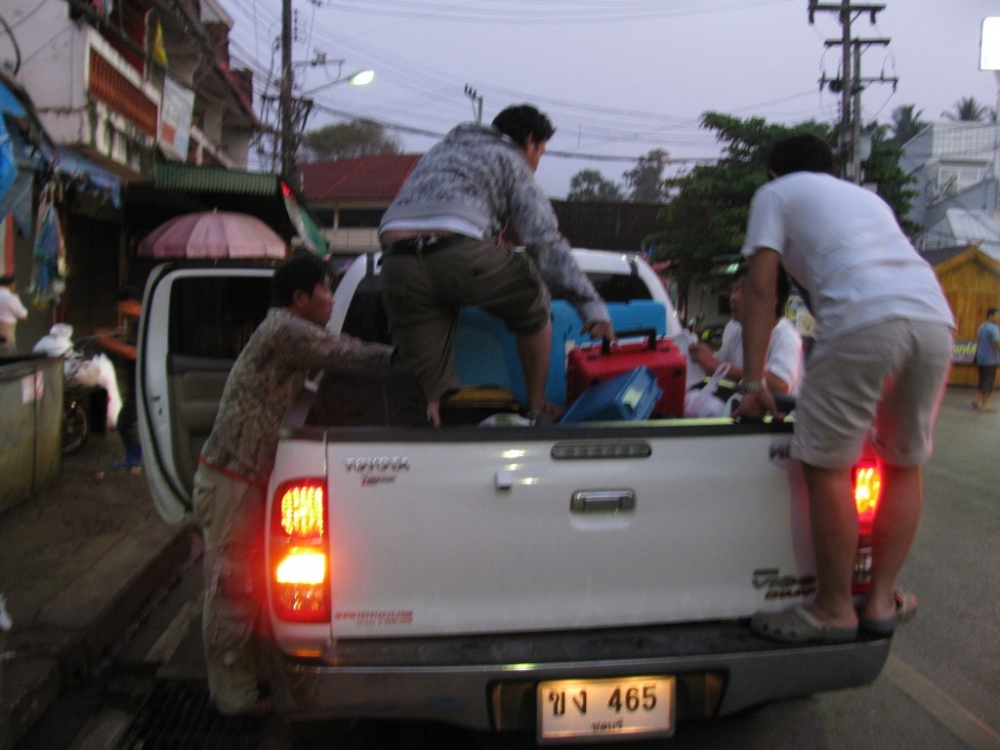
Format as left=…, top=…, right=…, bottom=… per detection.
left=15, top=388, right=1000, bottom=750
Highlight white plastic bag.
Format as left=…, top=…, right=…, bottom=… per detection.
left=32, top=324, right=74, bottom=357
left=672, top=329, right=707, bottom=388
left=684, top=363, right=731, bottom=418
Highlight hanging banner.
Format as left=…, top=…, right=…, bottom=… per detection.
left=0, top=213, right=13, bottom=276
left=159, top=76, right=194, bottom=160
left=0, top=115, right=15, bottom=203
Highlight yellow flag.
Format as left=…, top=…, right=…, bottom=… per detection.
left=152, top=20, right=168, bottom=68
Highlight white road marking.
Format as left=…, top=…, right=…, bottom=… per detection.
left=883, top=653, right=1000, bottom=750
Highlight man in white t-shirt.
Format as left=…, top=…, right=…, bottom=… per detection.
left=735, top=134, right=954, bottom=644
left=0, top=275, right=28, bottom=352
left=688, top=267, right=803, bottom=395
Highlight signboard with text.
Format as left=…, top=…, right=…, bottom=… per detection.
left=953, top=340, right=977, bottom=365
left=159, top=76, right=195, bottom=160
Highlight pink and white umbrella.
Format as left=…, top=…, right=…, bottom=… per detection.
left=137, top=210, right=288, bottom=259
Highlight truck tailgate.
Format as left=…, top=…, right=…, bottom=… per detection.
left=298, top=425, right=812, bottom=638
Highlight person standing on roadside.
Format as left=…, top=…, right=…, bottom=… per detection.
left=97, top=287, right=143, bottom=469
left=379, top=104, right=614, bottom=426
left=192, top=253, right=394, bottom=717
left=0, top=275, right=28, bottom=353
left=735, top=134, right=955, bottom=644
left=972, top=308, right=1000, bottom=412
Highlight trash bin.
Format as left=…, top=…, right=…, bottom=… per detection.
left=0, top=353, right=63, bottom=513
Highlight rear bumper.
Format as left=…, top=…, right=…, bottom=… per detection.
left=270, top=620, right=892, bottom=731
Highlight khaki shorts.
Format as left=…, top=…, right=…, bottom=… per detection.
left=381, top=238, right=551, bottom=402
left=791, top=319, right=953, bottom=470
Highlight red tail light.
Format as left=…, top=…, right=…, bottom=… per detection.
left=852, top=461, right=881, bottom=531
left=851, top=458, right=881, bottom=594
left=270, top=478, right=330, bottom=623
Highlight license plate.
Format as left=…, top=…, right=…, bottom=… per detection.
left=537, top=676, right=675, bottom=743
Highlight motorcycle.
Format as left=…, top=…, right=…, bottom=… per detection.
left=33, top=326, right=120, bottom=455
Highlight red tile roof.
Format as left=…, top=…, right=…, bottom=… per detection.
left=299, top=154, right=422, bottom=202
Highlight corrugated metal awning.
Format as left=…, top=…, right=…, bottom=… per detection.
left=151, top=162, right=329, bottom=256
left=153, top=163, right=279, bottom=196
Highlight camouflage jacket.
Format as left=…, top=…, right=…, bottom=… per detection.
left=200, top=308, right=393, bottom=482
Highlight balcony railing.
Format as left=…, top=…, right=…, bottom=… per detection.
left=88, top=47, right=158, bottom=138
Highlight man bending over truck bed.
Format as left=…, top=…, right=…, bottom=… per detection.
left=192, top=253, right=395, bottom=716
left=735, top=134, right=954, bottom=644
left=378, top=103, right=615, bottom=426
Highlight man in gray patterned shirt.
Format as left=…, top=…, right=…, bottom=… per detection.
left=192, top=253, right=394, bottom=716
left=379, top=104, right=614, bottom=426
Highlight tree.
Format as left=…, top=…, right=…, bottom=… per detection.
left=646, top=111, right=915, bottom=311
left=647, top=114, right=825, bottom=304
left=623, top=149, right=670, bottom=202
left=566, top=169, right=625, bottom=201
left=941, top=97, right=995, bottom=122
left=300, top=118, right=402, bottom=161
left=888, top=104, right=928, bottom=145
left=861, top=121, right=920, bottom=236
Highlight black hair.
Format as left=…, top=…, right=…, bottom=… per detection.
left=989, top=308, right=999, bottom=318
left=766, top=134, right=837, bottom=177
left=0, top=275, right=14, bottom=286
left=117, top=285, right=141, bottom=302
left=491, top=104, right=555, bottom=148
left=271, top=252, right=330, bottom=307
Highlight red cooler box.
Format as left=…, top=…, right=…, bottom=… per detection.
left=566, top=329, right=687, bottom=417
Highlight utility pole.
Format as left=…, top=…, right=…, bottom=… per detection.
left=280, top=0, right=295, bottom=183
left=809, top=1, right=896, bottom=183
left=464, top=85, right=483, bottom=124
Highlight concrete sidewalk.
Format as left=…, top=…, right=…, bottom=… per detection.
left=0, top=432, right=195, bottom=750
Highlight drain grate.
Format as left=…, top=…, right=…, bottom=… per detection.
left=114, top=678, right=265, bottom=750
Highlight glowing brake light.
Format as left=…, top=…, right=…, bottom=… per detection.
left=852, top=461, right=881, bottom=525
left=851, top=458, right=881, bottom=594
left=280, top=483, right=325, bottom=537
left=271, top=479, right=331, bottom=623
left=275, top=548, right=327, bottom=585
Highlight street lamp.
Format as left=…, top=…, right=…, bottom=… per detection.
left=300, top=69, right=374, bottom=98
left=278, top=68, right=374, bottom=184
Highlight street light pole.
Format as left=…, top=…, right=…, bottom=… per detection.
left=274, top=0, right=372, bottom=183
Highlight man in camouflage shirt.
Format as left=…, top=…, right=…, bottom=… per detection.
left=379, top=104, right=614, bottom=426
left=193, top=253, right=393, bottom=715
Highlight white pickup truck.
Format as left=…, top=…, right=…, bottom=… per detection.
left=139, top=249, right=890, bottom=744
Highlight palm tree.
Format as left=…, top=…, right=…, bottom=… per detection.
left=941, top=97, right=994, bottom=122
left=889, top=104, right=928, bottom=144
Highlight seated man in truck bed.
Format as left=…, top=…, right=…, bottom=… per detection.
left=688, top=265, right=803, bottom=396
left=192, top=253, right=395, bottom=716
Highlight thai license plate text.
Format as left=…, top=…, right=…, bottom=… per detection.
left=537, top=676, right=675, bottom=743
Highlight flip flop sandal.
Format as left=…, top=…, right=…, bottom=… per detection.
left=860, top=590, right=918, bottom=635
left=751, top=605, right=857, bottom=643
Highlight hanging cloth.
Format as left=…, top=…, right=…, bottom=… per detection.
left=30, top=181, right=67, bottom=308
left=0, top=115, right=16, bottom=204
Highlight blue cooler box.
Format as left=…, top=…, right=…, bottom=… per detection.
left=560, top=366, right=662, bottom=423
left=456, top=300, right=668, bottom=408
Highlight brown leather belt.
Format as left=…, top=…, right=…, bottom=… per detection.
left=383, top=234, right=469, bottom=256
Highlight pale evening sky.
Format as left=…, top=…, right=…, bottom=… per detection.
left=225, top=0, right=1000, bottom=198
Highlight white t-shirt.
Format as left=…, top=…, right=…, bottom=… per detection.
left=716, top=317, right=804, bottom=395
left=742, top=172, right=954, bottom=342
left=0, top=286, right=27, bottom=325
